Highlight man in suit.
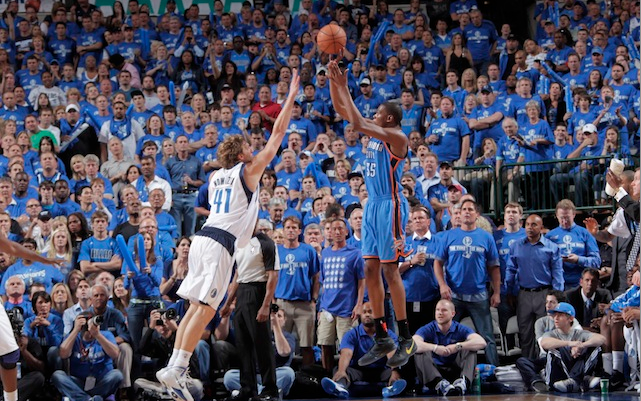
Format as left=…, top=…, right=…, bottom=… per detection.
left=606, top=168, right=639, bottom=223
left=564, top=268, right=612, bottom=330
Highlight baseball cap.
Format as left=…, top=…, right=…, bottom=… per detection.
left=507, top=33, right=517, bottom=41
left=65, top=104, right=79, bottom=112
left=50, top=59, right=60, bottom=65
left=221, top=83, right=233, bottom=91
left=543, top=19, right=554, bottom=25
left=591, top=47, right=603, bottom=55
left=300, top=150, right=313, bottom=158
left=298, top=9, right=309, bottom=16
left=448, top=184, right=462, bottom=192
left=548, top=302, right=576, bottom=317
left=583, top=123, right=598, bottom=133
left=439, top=161, right=452, bottom=168
left=480, top=85, right=493, bottom=94
left=360, top=78, right=371, bottom=86
left=38, top=210, right=52, bottom=221
left=348, top=172, right=363, bottom=180
left=317, top=67, right=327, bottom=75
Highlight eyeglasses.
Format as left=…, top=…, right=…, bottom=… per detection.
left=27, top=204, right=40, bottom=208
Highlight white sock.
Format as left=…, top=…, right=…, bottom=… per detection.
left=167, top=348, right=179, bottom=368
left=3, top=390, right=17, bottom=401
left=602, top=353, right=613, bottom=375
left=613, top=351, right=625, bottom=373
left=174, top=350, right=192, bottom=369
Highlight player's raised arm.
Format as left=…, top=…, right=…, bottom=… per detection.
left=327, top=61, right=407, bottom=156
left=247, top=69, right=300, bottom=176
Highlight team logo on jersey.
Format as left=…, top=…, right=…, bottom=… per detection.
left=462, top=236, right=473, bottom=258
left=210, top=288, right=218, bottom=298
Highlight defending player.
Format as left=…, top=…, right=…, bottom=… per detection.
left=156, top=70, right=300, bottom=401
left=0, top=236, right=61, bottom=401
left=328, top=59, right=416, bottom=368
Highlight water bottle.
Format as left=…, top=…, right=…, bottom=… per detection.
left=471, top=366, right=481, bottom=395
left=605, top=158, right=625, bottom=196
left=16, top=362, right=21, bottom=379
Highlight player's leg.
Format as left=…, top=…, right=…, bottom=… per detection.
left=364, top=258, right=385, bottom=319
left=381, top=262, right=407, bottom=321
left=0, top=365, right=18, bottom=401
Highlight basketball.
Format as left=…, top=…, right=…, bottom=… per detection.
left=317, top=24, right=347, bottom=55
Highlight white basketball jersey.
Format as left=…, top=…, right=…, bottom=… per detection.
left=0, top=303, right=18, bottom=356
left=203, top=163, right=259, bottom=248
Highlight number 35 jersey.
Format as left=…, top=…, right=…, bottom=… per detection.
left=363, top=137, right=405, bottom=198
left=204, top=162, right=259, bottom=249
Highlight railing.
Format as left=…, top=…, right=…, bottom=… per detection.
left=452, top=155, right=620, bottom=220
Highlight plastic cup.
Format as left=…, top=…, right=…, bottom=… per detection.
left=600, top=378, right=609, bottom=394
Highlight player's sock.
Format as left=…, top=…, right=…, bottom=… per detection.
left=602, top=353, right=613, bottom=375
left=167, top=348, right=179, bottom=368
left=174, top=350, right=193, bottom=369
left=397, top=319, right=411, bottom=339
left=375, top=317, right=388, bottom=338
left=612, top=351, right=625, bottom=373
left=3, top=390, right=17, bottom=401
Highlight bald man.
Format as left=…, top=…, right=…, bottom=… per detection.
left=412, top=300, right=487, bottom=396
left=505, top=214, right=564, bottom=359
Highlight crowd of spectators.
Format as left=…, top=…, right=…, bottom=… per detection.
left=0, top=0, right=638, bottom=399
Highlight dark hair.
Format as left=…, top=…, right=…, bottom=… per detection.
left=411, top=205, right=431, bottom=219
left=67, top=212, right=90, bottom=241
left=581, top=268, right=600, bottom=280
left=547, top=289, right=566, bottom=303
left=325, top=203, right=344, bottom=219
left=382, top=102, right=402, bottom=126
left=31, top=291, right=52, bottom=312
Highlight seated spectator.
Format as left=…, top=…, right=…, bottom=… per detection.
left=412, top=299, right=487, bottom=396
left=320, top=302, right=407, bottom=398
left=565, top=268, right=612, bottom=330
left=52, top=312, right=123, bottom=401
left=22, top=291, right=64, bottom=372
left=4, top=275, right=34, bottom=320
left=539, top=302, right=605, bottom=392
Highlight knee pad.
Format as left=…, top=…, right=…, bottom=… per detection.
left=0, top=349, right=19, bottom=369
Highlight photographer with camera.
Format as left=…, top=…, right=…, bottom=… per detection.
left=88, top=283, right=134, bottom=396
left=7, top=305, right=46, bottom=401
left=51, top=311, right=123, bottom=401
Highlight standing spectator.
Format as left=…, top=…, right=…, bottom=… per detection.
left=546, top=200, right=601, bottom=289
left=317, top=218, right=365, bottom=371
left=399, top=206, right=440, bottom=332
left=412, top=299, right=487, bottom=395
left=320, top=302, right=407, bottom=399
left=464, top=9, right=497, bottom=75
left=505, top=214, right=564, bottom=359
left=433, top=199, right=501, bottom=366
left=62, top=278, right=92, bottom=336
left=98, top=101, right=145, bottom=163
left=425, top=96, right=471, bottom=166
left=539, top=303, right=605, bottom=393
left=274, top=216, right=320, bottom=367
left=164, top=135, right=206, bottom=238
left=52, top=312, right=123, bottom=401
left=78, top=212, right=121, bottom=276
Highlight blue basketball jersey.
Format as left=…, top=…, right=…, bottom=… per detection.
left=363, top=137, right=404, bottom=198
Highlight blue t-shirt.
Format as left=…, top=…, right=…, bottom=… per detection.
left=546, top=224, right=601, bottom=288
left=427, top=116, right=471, bottom=163
left=434, top=228, right=500, bottom=295
left=340, top=324, right=398, bottom=369
left=275, top=243, right=320, bottom=301
left=319, top=245, right=364, bottom=317
left=401, top=233, right=440, bottom=302
left=78, top=236, right=120, bottom=264
left=0, top=261, right=64, bottom=295
left=68, top=330, right=118, bottom=380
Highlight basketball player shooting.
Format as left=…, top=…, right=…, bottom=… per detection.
left=327, top=58, right=416, bottom=368
left=0, top=236, right=61, bottom=401
left=156, top=69, right=300, bottom=401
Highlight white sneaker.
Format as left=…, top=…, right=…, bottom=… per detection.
left=436, top=379, right=455, bottom=396
left=553, top=378, right=578, bottom=393
left=156, top=366, right=170, bottom=385
left=452, top=378, right=467, bottom=395
left=158, top=366, right=194, bottom=401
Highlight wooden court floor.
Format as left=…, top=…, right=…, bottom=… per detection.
left=293, top=392, right=641, bottom=401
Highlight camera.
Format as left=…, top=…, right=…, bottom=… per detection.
left=90, top=315, right=104, bottom=327
left=7, top=306, right=24, bottom=338
left=270, top=304, right=279, bottom=314
left=77, top=312, right=103, bottom=331
left=155, top=309, right=178, bottom=326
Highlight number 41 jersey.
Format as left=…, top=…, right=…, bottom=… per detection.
left=204, top=162, right=259, bottom=249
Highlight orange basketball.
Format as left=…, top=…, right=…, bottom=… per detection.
left=317, top=24, right=347, bottom=55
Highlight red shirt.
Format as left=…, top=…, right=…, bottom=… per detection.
left=252, top=101, right=282, bottom=132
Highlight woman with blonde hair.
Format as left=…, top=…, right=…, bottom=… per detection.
left=69, top=154, right=87, bottom=187
left=161, top=138, right=176, bottom=165
left=46, top=227, right=73, bottom=276
left=50, top=282, right=73, bottom=317
left=461, top=68, right=478, bottom=94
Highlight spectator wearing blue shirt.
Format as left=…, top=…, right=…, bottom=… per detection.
left=546, top=200, right=601, bottom=290
left=468, top=85, right=505, bottom=154
left=400, top=206, right=440, bottom=332
left=275, top=217, right=320, bottom=367
left=0, top=241, right=64, bottom=297
left=546, top=31, right=573, bottom=74
left=78, top=211, right=122, bottom=277
left=164, top=135, right=206, bottom=238
left=412, top=299, right=487, bottom=396
left=317, top=218, right=365, bottom=371
left=320, top=302, right=406, bottom=399
left=465, top=9, right=498, bottom=75
left=506, top=214, right=564, bottom=359
left=433, top=199, right=501, bottom=366
left=442, top=70, right=468, bottom=112
left=354, top=78, right=384, bottom=119
left=400, top=90, right=423, bottom=136
left=23, top=291, right=64, bottom=369
left=414, top=30, right=445, bottom=78
left=52, top=311, right=123, bottom=401
left=426, top=96, right=471, bottom=165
